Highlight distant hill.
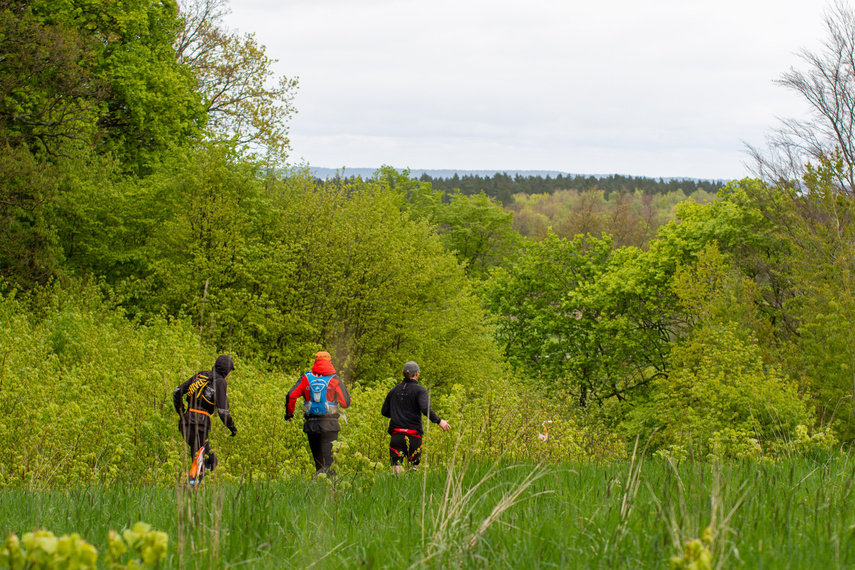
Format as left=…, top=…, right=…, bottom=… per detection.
left=306, top=167, right=729, bottom=184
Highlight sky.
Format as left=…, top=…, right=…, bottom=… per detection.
left=223, top=0, right=832, bottom=180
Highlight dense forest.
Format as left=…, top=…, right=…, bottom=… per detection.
left=1, top=0, right=854, bottom=488
left=417, top=171, right=726, bottom=206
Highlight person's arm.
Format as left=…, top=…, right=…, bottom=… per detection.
left=331, top=376, right=351, bottom=409
left=172, top=375, right=194, bottom=415
left=285, top=376, right=306, bottom=420
left=380, top=389, right=392, bottom=418
left=417, top=387, right=451, bottom=431
left=215, top=378, right=237, bottom=435
left=417, top=388, right=441, bottom=424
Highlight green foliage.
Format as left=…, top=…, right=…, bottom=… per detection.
left=769, top=424, right=838, bottom=459
left=0, top=2, right=106, bottom=153
left=0, top=522, right=167, bottom=570
left=775, top=154, right=855, bottom=439
left=706, top=428, right=763, bottom=463
left=0, top=145, right=65, bottom=285
left=620, top=241, right=813, bottom=458
left=671, top=242, right=765, bottom=344
left=669, top=531, right=713, bottom=570
left=0, top=280, right=206, bottom=487
left=0, top=278, right=566, bottom=486
left=372, top=165, right=443, bottom=223
left=506, top=186, right=715, bottom=247
left=624, top=321, right=813, bottom=457
left=176, top=0, right=299, bottom=159
left=95, top=159, right=501, bottom=387
left=226, top=369, right=626, bottom=482
left=0, top=530, right=97, bottom=570
left=420, top=171, right=725, bottom=209
left=483, top=231, right=613, bottom=404
left=0, top=0, right=204, bottom=286
left=433, top=190, right=521, bottom=278
left=327, top=439, right=385, bottom=493
left=483, top=229, right=680, bottom=406
left=26, top=0, right=206, bottom=172
left=105, top=522, right=168, bottom=569
left=430, top=374, right=626, bottom=465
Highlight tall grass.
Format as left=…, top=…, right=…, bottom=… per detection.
left=3, top=453, right=855, bottom=568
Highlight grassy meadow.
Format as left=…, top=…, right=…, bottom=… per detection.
left=3, top=451, right=855, bottom=569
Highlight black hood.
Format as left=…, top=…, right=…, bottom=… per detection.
left=214, top=355, right=235, bottom=379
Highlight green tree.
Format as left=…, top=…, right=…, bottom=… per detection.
left=434, top=190, right=521, bottom=278
left=747, top=1, right=855, bottom=190
left=176, top=0, right=299, bottom=159
left=28, top=0, right=206, bottom=172
left=0, top=2, right=106, bottom=153
left=110, top=160, right=499, bottom=387
left=764, top=154, right=855, bottom=438
left=373, top=165, right=443, bottom=222
left=623, top=244, right=813, bottom=455
left=483, top=231, right=677, bottom=406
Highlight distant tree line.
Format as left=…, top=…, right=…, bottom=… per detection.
left=416, top=172, right=727, bottom=205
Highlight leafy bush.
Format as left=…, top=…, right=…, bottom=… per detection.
left=0, top=282, right=206, bottom=487
left=0, top=522, right=166, bottom=570
left=706, top=428, right=763, bottom=462
left=624, top=322, right=814, bottom=458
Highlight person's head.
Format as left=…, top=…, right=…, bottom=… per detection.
left=214, top=354, right=235, bottom=379
left=402, top=361, right=419, bottom=379
left=314, top=351, right=332, bottom=363
left=310, top=350, right=336, bottom=375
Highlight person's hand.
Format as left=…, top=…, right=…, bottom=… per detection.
left=439, top=419, right=451, bottom=431
left=230, top=426, right=237, bottom=437
left=285, top=413, right=294, bottom=422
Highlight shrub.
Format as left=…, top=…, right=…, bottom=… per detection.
left=624, top=321, right=814, bottom=458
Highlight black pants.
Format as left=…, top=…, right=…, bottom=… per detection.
left=389, top=432, right=422, bottom=467
left=182, top=421, right=218, bottom=472
left=306, top=431, right=338, bottom=473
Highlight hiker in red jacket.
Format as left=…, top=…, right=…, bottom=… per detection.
left=286, top=351, right=351, bottom=478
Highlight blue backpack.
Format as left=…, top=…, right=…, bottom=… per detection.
left=304, top=372, right=336, bottom=416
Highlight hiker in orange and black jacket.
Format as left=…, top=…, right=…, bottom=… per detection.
left=173, top=354, right=237, bottom=473
left=285, top=351, right=351, bottom=478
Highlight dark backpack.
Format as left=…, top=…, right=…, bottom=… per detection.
left=303, top=372, right=336, bottom=416
left=188, top=373, right=216, bottom=413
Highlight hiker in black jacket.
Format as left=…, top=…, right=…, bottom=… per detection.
left=380, top=361, right=450, bottom=474
left=173, top=354, right=237, bottom=474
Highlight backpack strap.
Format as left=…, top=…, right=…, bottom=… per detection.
left=305, top=372, right=334, bottom=384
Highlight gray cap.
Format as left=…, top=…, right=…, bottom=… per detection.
left=402, top=361, right=420, bottom=376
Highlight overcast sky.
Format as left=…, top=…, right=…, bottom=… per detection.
left=224, top=0, right=831, bottom=180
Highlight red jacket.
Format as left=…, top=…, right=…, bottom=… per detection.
left=286, top=360, right=351, bottom=418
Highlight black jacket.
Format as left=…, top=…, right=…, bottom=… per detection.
left=173, top=370, right=236, bottom=433
left=381, top=377, right=441, bottom=436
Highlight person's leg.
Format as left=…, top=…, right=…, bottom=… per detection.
left=204, top=446, right=218, bottom=472
left=184, top=424, right=211, bottom=484
left=389, top=432, right=407, bottom=474
left=306, top=433, right=324, bottom=472
left=319, top=431, right=337, bottom=473
left=184, top=423, right=199, bottom=454
left=190, top=425, right=216, bottom=472
left=407, top=434, right=423, bottom=469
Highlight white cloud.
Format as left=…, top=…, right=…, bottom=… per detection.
left=224, top=0, right=831, bottom=178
